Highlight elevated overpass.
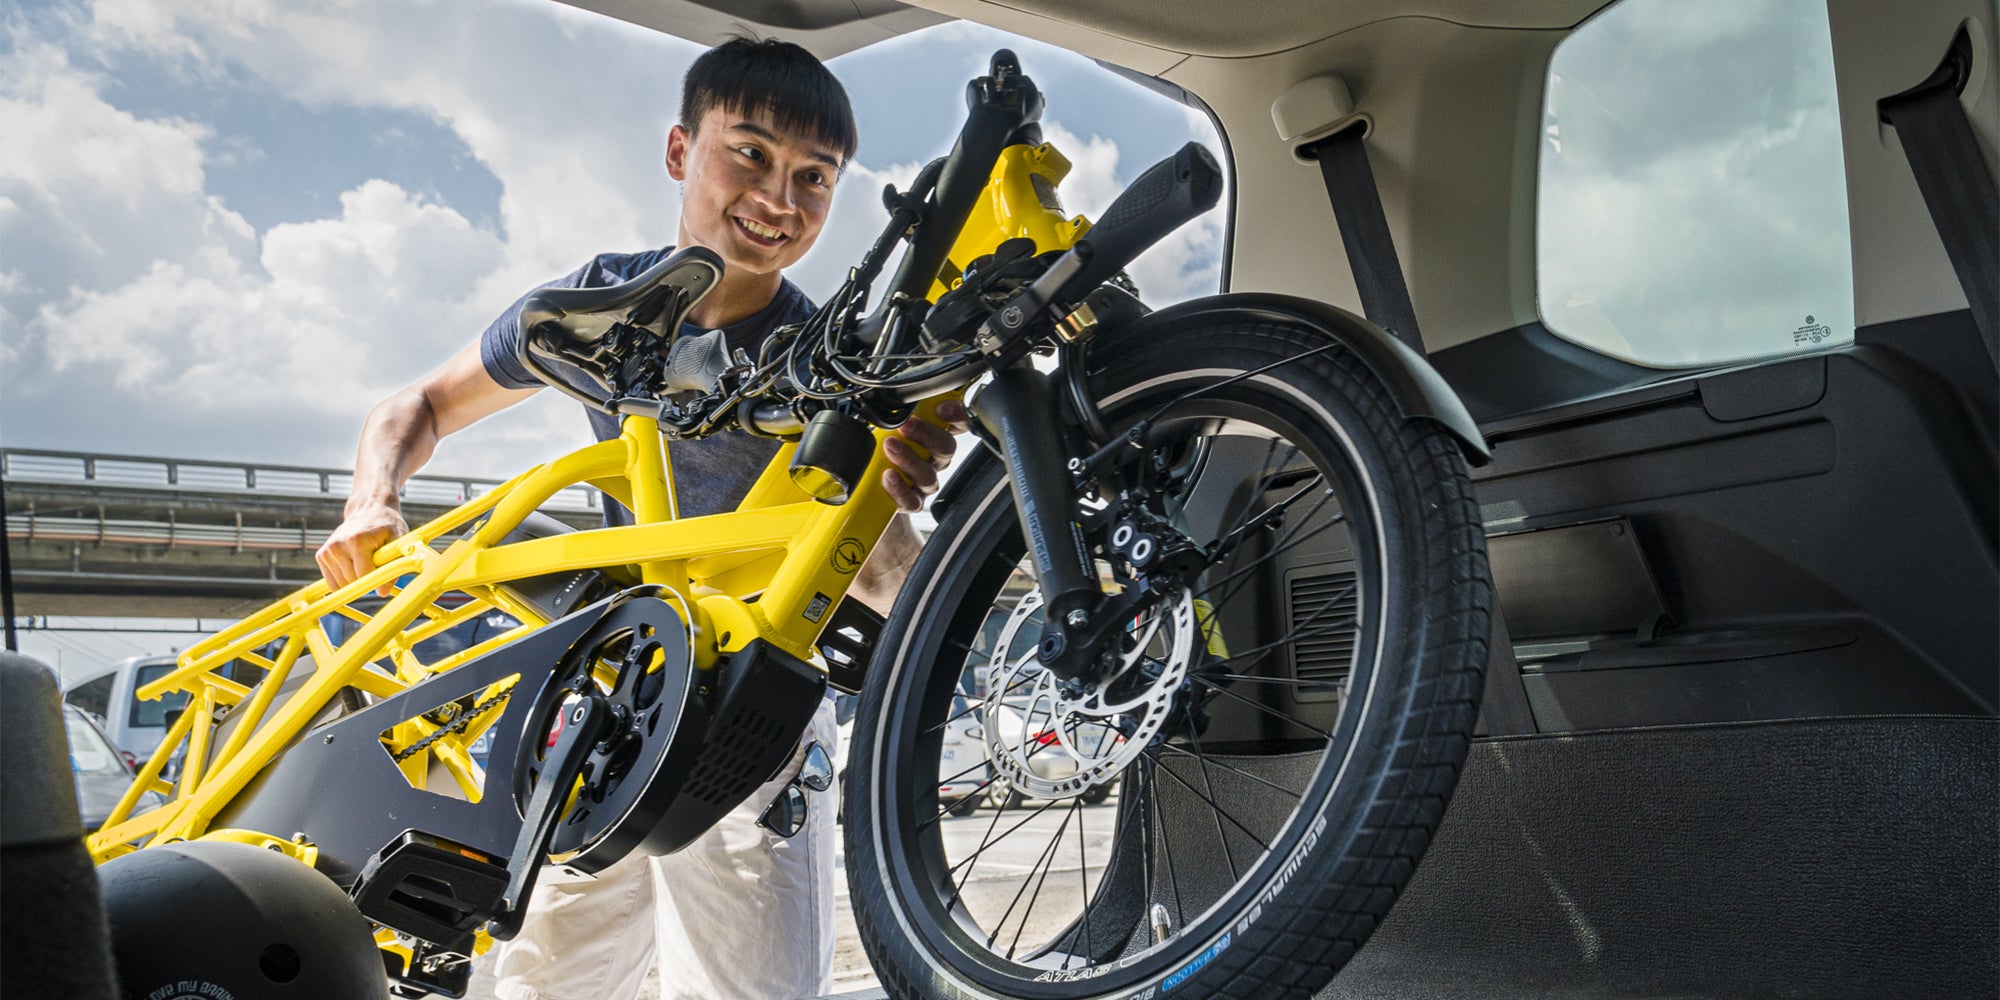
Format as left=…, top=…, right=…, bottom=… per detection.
left=3, top=448, right=604, bottom=618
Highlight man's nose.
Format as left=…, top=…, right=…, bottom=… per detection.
left=751, top=172, right=796, bottom=213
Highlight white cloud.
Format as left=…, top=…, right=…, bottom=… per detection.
left=37, top=179, right=503, bottom=412
left=0, top=43, right=241, bottom=284
left=5, top=0, right=695, bottom=469
left=1036, top=120, right=1224, bottom=306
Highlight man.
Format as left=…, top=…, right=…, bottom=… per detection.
left=315, top=38, right=961, bottom=1000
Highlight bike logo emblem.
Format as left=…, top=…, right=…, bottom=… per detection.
left=831, top=538, right=867, bottom=574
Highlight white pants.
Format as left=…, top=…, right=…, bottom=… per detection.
left=493, top=698, right=838, bottom=1000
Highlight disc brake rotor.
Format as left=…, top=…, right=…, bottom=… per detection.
left=982, top=587, right=1195, bottom=800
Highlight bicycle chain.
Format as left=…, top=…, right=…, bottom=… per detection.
left=391, top=687, right=515, bottom=763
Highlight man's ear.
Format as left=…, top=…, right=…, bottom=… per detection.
left=665, top=123, right=691, bottom=181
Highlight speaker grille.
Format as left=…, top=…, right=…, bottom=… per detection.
left=1287, top=568, right=1358, bottom=701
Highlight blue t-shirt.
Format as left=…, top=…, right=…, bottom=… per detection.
left=480, top=246, right=814, bottom=520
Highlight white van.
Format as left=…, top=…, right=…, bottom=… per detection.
left=63, top=601, right=522, bottom=763
left=62, top=653, right=263, bottom=760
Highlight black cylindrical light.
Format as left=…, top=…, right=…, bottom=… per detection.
left=789, top=410, right=876, bottom=505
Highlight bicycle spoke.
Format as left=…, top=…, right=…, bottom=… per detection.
left=1146, top=746, right=1276, bottom=854
left=945, top=800, right=1036, bottom=915
left=1152, top=742, right=1304, bottom=800
left=1181, top=701, right=1238, bottom=881
left=1189, top=488, right=1338, bottom=614
left=1189, top=580, right=1358, bottom=679
left=1064, top=800, right=1095, bottom=968
left=1194, top=497, right=1343, bottom=624
left=921, top=670, right=1037, bottom=738
left=1206, top=472, right=1320, bottom=564
left=947, top=795, right=1064, bottom=882
left=992, top=798, right=1079, bottom=957
left=1188, top=675, right=1335, bottom=741
left=1199, top=672, right=1348, bottom=691
left=1010, top=797, right=1084, bottom=960
left=924, top=739, right=1058, bottom=831
left=1145, top=755, right=1188, bottom=932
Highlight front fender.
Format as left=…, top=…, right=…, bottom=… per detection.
left=935, top=292, right=1493, bottom=519
left=1129, top=293, right=1491, bottom=465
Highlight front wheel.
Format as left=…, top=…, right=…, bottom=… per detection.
left=846, top=315, right=1491, bottom=999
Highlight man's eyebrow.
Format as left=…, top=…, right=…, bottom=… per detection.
left=726, top=120, right=842, bottom=170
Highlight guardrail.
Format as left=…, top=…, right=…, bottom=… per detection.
left=6, top=513, right=326, bottom=552
left=1, top=447, right=601, bottom=513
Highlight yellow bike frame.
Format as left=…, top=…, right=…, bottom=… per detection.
left=87, top=140, right=1092, bottom=864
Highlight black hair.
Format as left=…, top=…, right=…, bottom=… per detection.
left=681, top=37, right=858, bottom=165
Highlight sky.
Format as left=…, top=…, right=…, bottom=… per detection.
left=0, top=0, right=1223, bottom=477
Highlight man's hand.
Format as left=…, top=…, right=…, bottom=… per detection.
left=315, top=501, right=408, bottom=594
left=880, top=399, right=968, bottom=513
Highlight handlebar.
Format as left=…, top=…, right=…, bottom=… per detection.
left=873, top=51, right=1044, bottom=327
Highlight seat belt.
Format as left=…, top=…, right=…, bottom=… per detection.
left=1301, top=125, right=1426, bottom=355
left=1302, top=124, right=1536, bottom=732
left=1878, top=25, right=2000, bottom=368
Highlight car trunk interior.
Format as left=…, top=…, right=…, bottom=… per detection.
left=572, top=1, right=1996, bottom=994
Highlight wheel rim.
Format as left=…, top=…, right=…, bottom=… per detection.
left=866, top=370, right=1393, bottom=994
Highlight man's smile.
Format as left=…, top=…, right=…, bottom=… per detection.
left=734, top=216, right=789, bottom=246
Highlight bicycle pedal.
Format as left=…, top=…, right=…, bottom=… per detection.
left=350, top=830, right=510, bottom=956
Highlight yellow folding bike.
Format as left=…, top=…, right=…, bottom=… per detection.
left=92, top=51, right=1495, bottom=1000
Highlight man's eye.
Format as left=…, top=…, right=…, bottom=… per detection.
left=736, top=145, right=764, bottom=162
left=802, top=170, right=827, bottom=187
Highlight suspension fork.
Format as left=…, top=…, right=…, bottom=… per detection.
left=964, top=362, right=1104, bottom=680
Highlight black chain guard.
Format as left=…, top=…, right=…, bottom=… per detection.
left=211, top=588, right=694, bottom=890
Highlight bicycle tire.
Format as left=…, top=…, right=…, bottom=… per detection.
left=846, top=313, right=1491, bottom=999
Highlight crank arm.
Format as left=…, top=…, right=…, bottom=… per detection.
left=487, top=692, right=612, bottom=940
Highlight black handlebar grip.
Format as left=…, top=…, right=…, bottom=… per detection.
left=1064, top=142, right=1223, bottom=297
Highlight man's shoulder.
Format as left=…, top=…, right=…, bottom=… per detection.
left=773, top=278, right=815, bottom=323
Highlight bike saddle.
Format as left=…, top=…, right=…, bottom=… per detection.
left=514, top=246, right=724, bottom=413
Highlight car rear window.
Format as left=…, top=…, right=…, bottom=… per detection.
left=1536, top=0, right=1854, bottom=368
left=67, top=714, right=126, bottom=776
left=130, top=662, right=190, bottom=728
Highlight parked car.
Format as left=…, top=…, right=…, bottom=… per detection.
left=65, top=704, right=164, bottom=835
left=63, top=654, right=263, bottom=762
left=835, top=691, right=986, bottom=821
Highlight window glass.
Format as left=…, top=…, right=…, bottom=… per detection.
left=66, top=674, right=114, bottom=719
left=130, top=662, right=190, bottom=728
left=1537, top=0, right=1853, bottom=368
left=67, top=714, right=126, bottom=776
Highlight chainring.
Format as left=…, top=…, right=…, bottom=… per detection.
left=510, top=590, right=700, bottom=872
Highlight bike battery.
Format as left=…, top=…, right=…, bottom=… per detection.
left=642, top=639, right=827, bottom=854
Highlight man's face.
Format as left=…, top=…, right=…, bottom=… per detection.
left=666, top=104, right=842, bottom=278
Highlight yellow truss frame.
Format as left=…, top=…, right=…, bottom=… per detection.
left=87, top=140, right=1089, bottom=863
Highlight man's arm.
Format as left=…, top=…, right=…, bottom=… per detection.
left=315, top=339, right=538, bottom=591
